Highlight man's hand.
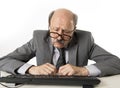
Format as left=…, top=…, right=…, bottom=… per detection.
left=58, top=64, right=89, bottom=76
left=27, top=63, right=56, bottom=75
left=27, top=63, right=89, bottom=76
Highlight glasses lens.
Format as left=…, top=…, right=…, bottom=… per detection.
left=50, top=32, right=71, bottom=41
left=50, top=32, right=59, bottom=38
left=63, top=35, right=71, bottom=40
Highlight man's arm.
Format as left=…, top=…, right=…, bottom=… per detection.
left=89, top=44, right=120, bottom=76
left=0, top=39, right=36, bottom=74
left=85, top=65, right=101, bottom=76
left=17, top=63, right=33, bottom=74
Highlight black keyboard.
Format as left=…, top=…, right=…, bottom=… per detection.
left=0, top=74, right=100, bottom=88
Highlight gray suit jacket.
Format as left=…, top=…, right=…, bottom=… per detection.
left=0, top=30, right=120, bottom=76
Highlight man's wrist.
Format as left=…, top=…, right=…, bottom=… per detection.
left=80, top=67, right=89, bottom=76
left=17, top=63, right=33, bottom=75
left=75, top=67, right=89, bottom=76
left=85, top=65, right=101, bottom=76
left=26, top=65, right=35, bottom=74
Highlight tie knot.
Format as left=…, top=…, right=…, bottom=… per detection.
left=58, top=48, right=64, bottom=55
left=58, top=48, right=65, bottom=51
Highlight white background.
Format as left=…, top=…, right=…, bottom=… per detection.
left=0, top=0, right=120, bottom=65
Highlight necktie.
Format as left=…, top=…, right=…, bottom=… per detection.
left=56, top=48, right=66, bottom=69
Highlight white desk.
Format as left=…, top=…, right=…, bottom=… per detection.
left=0, top=71, right=120, bottom=88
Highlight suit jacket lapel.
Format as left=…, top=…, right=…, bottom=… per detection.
left=68, top=45, right=78, bottom=65
left=67, top=33, right=78, bottom=66
left=42, top=37, right=54, bottom=63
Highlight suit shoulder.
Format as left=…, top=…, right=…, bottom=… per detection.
left=32, top=30, right=49, bottom=42
left=33, top=30, right=48, bottom=35
left=75, top=30, right=94, bottom=45
left=33, top=30, right=49, bottom=37
left=75, top=30, right=92, bottom=36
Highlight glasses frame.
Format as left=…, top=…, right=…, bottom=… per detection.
left=49, top=32, right=72, bottom=41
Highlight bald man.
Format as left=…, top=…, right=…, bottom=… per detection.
left=0, top=8, right=120, bottom=77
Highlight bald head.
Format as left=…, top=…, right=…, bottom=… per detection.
left=49, top=8, right=77, bottom=48
left=48, top=8, right=77, bottom=27
left=52, top=9, right=74, bottom=20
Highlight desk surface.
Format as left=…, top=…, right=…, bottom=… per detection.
left=0, top=71, right=120, bottom=88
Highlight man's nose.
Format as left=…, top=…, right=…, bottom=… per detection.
left=57, top=29, right=63, bottom=40
left=58, top=29, right=63, bottom=35
left=57, top=35, right=62, bottom=40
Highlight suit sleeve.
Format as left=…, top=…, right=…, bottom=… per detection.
left=0, top=39, right=36, bottom=74
left=89, top=34, right=120, bottom=76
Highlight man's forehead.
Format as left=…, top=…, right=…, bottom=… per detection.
left=50, top=19, right=74, bottom=30
left=51, top=12, right=74, bottom=26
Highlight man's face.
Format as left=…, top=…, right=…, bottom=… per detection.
left=49, top=12, right=75, bottom=48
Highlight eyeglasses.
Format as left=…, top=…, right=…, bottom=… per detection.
left=50, top=32, right=72, bottom=41
left=50, top=27, right=75, bottom=34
